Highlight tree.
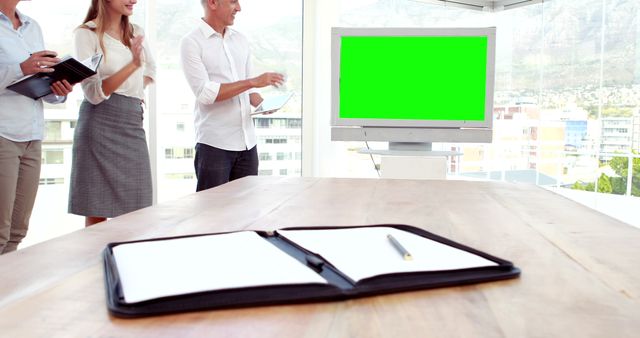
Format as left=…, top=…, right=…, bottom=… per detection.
left=597, top=173, right=612, bottom=194
left=574, top=153, right=640, bottom=196
left=572, top=181, right=594, bottom=192
left=608, top=153, right=640, bottom=197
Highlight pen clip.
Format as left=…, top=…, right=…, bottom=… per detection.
left=305, top=254, right=324, bottom=272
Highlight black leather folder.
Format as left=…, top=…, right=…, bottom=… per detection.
left=7, top=54, right=102, bottom=100
left=103, top=224, right=520, bottom=318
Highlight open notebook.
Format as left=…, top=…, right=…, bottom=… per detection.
left=112, top=231, right=327, bottom=304
left=103, top=224, right=520, bottom=317
left=8, top=53, right=102, bottom=100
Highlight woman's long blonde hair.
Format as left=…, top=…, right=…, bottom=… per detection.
left=80, top=0, right=135, bottom=60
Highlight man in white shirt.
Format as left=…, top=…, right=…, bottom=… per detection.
left=180, top=0, right=284, bottom=191
left=0, top=0, right=73, bottom=254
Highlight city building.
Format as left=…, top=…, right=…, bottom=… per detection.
left=600, top=117, right=635, bottom=161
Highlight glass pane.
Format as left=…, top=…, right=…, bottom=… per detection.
left=633, top=156, right=640, bottom=197
left=533, top=0, right=601, bottom=191
left=599, top=0, right=640, bottom=195
left=483, top=4, right=544, bottom=184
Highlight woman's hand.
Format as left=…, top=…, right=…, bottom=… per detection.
left=50, top=79, right=73, bottom=97
left=20, top=50, right=61, bottom=75
left=130, top=35, right=145, bottom=68
left=102, top=36, right=146, bottom=97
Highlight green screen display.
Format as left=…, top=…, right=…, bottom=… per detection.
left=339, top=36, right=488, bottom=121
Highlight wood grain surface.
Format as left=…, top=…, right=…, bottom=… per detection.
left=1, top=177, right=638, bottom=338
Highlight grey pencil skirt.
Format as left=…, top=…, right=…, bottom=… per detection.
left=68, top=94, right=152, bottom=218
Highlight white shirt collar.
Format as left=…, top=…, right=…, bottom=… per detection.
left=84, top=20, right=97, bottom=29
left=198, top=18, right=236, bottom=39
left=15, top=9, right=31, bottom=25
left=0, top=8, right=32, bottom=27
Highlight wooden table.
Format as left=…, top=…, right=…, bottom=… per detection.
left=1, top=177, right=639, bottom=337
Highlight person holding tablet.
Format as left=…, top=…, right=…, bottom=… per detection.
left=180, top=0, right=284, bottom=191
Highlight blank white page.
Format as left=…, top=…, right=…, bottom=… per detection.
left=112, top=231, right=327, bottom=303
left=278, top=227, right=498, bottom=282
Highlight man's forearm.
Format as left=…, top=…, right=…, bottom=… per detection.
left=216, top=78, right=255, bottom=102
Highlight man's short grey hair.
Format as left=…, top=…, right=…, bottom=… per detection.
left=202, top=0, right=224, bottom=7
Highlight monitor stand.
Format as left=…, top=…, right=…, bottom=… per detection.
left=358, top=142, right=462, bottom=156
left=358, top=142, right=462, bottom=180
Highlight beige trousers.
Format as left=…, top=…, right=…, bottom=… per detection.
left=0, top=137, right=41, bottom=254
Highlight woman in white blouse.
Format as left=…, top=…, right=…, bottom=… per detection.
left=68, top=0, right=156, bottom=226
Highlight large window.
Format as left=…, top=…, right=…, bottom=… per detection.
left=327, top=0, right=639, bottom=197
left=17, top=0, right=302, bottom=247
left=17, top=0, right=639, bottom=249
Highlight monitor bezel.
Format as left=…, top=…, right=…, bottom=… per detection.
left=331, top=27, right=496, bottom=129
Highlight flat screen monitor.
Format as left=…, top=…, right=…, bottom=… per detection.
left=331, top=27, right=496, bottom=147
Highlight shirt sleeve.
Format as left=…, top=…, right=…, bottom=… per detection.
left=0, top=21, right=32, bottom=91
left=42, top=93, right=67, bottom=104
left=180, top=36, right=220, bottom=105
left=0, top=64, right=23, bottom=92
left=135, top=25, right=156, bottom=83
left=74, top=28, right=109, bottom=105
left=246, top=49, right=257, bottom=95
